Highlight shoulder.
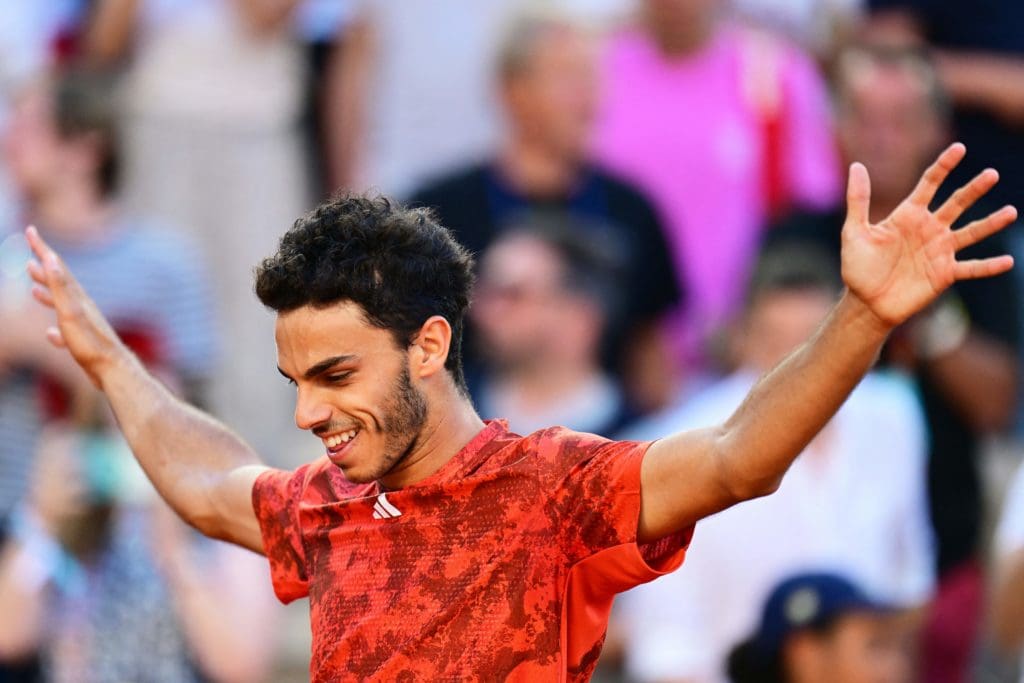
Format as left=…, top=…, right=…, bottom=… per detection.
left=257, top=457, right=372, bottom=508
left=408, top=162, right=490, bottom=209
left=591, top=167, right=660, bottom=216
left=517, top=426, right=647, bottom=474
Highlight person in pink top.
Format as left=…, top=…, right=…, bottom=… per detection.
left=593, top=0, right=841, bottom=374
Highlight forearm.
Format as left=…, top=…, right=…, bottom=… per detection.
left=98, top=350, right=263, bottom=540
left=923, top=334, right=1018, bottom=430
left=640, top=292, right=890, bottom=540
left=937, top=51, right=1024, bottom=127
left=717, top=291, right=889, bottom=498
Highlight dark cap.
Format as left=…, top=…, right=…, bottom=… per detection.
left=753, top=572, right=895, bottom=657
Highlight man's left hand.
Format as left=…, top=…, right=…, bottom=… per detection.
left=842, top=142, right=1016, bottom=329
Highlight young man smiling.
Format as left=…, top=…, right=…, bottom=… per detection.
left=22, top=144, right=1018, bottom=681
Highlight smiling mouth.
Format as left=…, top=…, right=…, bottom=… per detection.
left=323, top=428, right=360, bottom=457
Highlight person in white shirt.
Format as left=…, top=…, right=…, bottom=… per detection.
left=613, top=244, right=935, bottom=683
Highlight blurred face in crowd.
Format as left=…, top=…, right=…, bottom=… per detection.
left=275, top=302, right=429, bottom=484
left=785, top=612, right=911, bottom=683
left=642, top=0, right=723, bottom=53
left=501, top=25, right=598, bottom=162
left=738, top=287, right=835, bottom=373
left=472, top=234, right=601, bottom=372
left=835, top=53, right=946, bottom=205
left=2, top=86, right=99, bottom=202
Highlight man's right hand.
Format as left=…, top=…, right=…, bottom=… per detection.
left=25, top=226, right=132, bottom=387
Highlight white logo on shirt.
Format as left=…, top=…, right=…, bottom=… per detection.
left=372, top=492, right=402, bottom=519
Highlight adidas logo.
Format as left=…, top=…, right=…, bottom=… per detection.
left=372, top=492, right=402, bottom=519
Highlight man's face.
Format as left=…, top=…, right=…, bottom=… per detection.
left=503, top=28, right=598, bottom=161
left=837, top=59, right=944, bottom=202
left=472, top=235, right=570, bottom=369
left=275, top=302, right=427, bottom=484
left=813, top=613, right=911, bottom=683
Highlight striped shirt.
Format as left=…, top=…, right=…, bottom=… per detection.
left=0, top=217, right=218, bottom=516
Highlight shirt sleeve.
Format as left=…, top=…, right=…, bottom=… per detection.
left=548, top=432, right=693, bottom=589
left=251, top=466, right=313, bottom=603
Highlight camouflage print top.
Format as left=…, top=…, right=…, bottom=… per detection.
left=253, top=420, right=693, bottom=682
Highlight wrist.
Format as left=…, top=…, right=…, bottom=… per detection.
left=93, top=343, right=141, bottom=392
left=838, top=290, right=894, bottom=342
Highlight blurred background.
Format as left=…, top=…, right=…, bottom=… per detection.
left=0, top=1, right=1022, bottom=681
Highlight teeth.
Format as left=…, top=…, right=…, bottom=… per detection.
left=325, top=430, right=358, bottom=449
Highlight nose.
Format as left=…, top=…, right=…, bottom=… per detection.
left=294, top=386, right=332, bottom=431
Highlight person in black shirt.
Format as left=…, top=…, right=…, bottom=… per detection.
left=409, top=12, right=682, bottom=412
left=865, top=0, right=1024, bottom=222
left=767, top=45, right=1020, bottom=683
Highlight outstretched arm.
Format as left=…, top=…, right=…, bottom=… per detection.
left=23, top=228, right=268, bottom=552
left=638, top=144, right=1017, bottom=543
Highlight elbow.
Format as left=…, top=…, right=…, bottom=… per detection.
left=714, top=430, right=785, bottom=504
left=727, top=474, right=784, bottom=503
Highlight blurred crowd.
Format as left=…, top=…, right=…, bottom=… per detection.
left=0, top=1, right=1023, bottom=682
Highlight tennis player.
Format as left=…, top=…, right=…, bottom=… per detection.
left=23, top=144, right=1016, bottom=680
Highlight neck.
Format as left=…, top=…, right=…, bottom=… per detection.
left=31, top=183, right=113, bottom=244
left=378, top=390, right=485, bottom=490
left=494, top=357, right=600, bottom=411
left=498, top=137, right=579, bottom=197
left=650, top=22, right=715, bottom=58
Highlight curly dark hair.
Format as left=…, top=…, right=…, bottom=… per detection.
left=255, top=194, right=475, bottom=392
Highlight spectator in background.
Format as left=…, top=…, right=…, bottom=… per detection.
left=727, top=573, right=912, bottom=683
left=592, top=0, right=841, bottom=376
left=613, top=245, right=933, bottom=683
left=767, top=45, right=1020, bottom=682
left=0, top=401, right=276, bottom=682
left=84, top=0, right=312, bottom=463
left=411, top=12, right=682, bottom=410
left=0, top=70, right=217, bottom=520
left=864, top=0, right=1024, bottom=222
left=989, top=462, right=1024, bottom=683
left=0, top=1, right=89, bottom=237
left=470, top=220, right=634, bottom=437
left=328, top=0, right=524, bottom=197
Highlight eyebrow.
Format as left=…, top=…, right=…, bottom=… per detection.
left=278, top=354, right=359, bottom=382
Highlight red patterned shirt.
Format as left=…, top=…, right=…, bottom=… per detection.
left=252, top=420, right=693, bottom=681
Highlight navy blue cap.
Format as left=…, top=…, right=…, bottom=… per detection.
left=753, top=572, right=895, bottom=657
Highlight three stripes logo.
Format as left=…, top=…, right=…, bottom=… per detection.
left=372, top=492, right=402, bottom=520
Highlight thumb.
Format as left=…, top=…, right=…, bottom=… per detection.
left=846, top=162, right=872, bottom=227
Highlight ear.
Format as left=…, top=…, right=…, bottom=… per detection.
left=410, top=316, right=452, bottom=381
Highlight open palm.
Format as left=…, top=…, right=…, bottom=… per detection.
left=842, top=143, right=1017, bottom=327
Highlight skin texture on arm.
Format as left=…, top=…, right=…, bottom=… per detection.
left=23, top=228, right=268, bottom=553
left=637, top=144, right=1017, bottom=543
